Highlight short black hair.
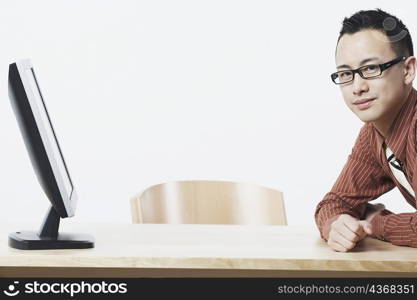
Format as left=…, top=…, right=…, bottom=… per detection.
left=337, top=8, right=413, bottom=57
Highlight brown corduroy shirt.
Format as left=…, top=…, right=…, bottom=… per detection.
left=315, top=87, right=417, bottom=247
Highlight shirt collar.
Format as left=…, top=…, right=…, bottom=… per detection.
left=373, top=87, right=417, bottom=163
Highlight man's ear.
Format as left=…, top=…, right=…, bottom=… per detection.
left=404, top=56, right=417, bottom=85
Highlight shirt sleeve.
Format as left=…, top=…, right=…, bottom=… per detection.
left=371, top=209, right=417, bottom=247
left=315, top=124, right=396, bottom=241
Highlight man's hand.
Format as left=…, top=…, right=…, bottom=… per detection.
left=325, top=214, right=370, bottom=252
left=324, top=203, right=386, bottom=252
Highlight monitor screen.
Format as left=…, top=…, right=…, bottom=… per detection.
left=25, top=68, right=73, bottom=199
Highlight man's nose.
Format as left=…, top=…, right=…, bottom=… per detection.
left=352, top=72, right=369, bottom=95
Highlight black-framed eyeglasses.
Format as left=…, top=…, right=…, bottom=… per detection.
left=331, top=56, right=407, bottom=85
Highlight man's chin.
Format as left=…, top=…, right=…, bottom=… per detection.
left=354, top=110, right=379, bottom=123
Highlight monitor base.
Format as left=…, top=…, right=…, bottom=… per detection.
left=9, top=231, right=95, bottom=250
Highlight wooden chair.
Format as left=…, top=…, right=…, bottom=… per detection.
left=130, top=180, right=287, bottom=225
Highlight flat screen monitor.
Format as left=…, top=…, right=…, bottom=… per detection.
left=8, top=59, right=94, bottom=250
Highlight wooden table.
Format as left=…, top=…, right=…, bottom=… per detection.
left=0, top=222, right=416, bottom=277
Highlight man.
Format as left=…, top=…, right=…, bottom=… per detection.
left=315, top=8, right=417, bottom=252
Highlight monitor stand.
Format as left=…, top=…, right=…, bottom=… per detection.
left=8, top=206, right=95, bottom=250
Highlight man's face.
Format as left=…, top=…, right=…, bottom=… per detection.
left=335, top=29, right=407, bottom=124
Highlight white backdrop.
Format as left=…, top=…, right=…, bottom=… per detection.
left=0, top=0, right=415, bottom=225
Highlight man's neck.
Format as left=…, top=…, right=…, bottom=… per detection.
left=372, top=87, right=412, bottom=138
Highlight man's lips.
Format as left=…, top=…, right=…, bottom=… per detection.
left=354, top=98, right=376, bottom=105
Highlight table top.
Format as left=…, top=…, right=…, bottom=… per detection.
left=0, top=222, right=417, bottom=273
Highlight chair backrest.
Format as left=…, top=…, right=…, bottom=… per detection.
left=130, top=180, right=287, bottom=225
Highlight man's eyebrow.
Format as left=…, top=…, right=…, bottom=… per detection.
left=336, top=57, right=379, bottom=69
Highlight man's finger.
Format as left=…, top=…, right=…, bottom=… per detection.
left=342, top=215, right=365, bottom=235
left=359, top=220, right=373, bottom=235
left=328, top=238, right=348, bottom=252
left=338, top=224, right=361, bottom=242
left=329, top=230, right=356, bottom=250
